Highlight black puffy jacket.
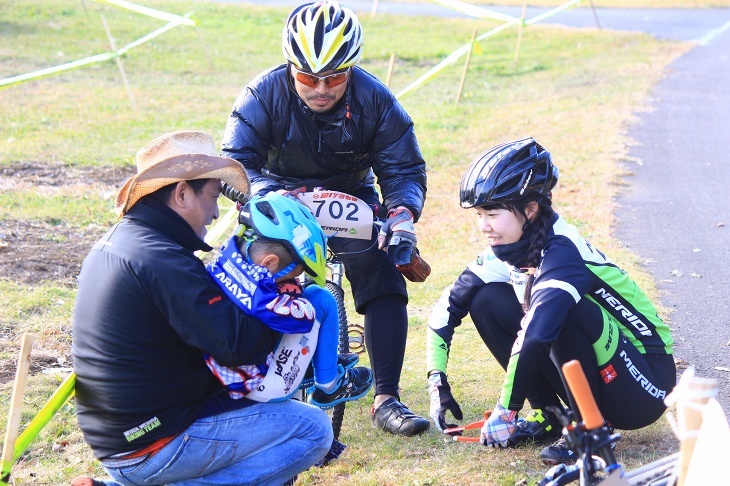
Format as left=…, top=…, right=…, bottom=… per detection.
left=221, top=64, right=427, bottom=220
left=72, top=199, right=275, bottom=458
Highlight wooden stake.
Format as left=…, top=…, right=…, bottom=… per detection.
left=1, top=333, right=34, bottom=486
left=79, top=0, right=90, bottom=21
left=455, top=30, right=477, bottom=107
left=370, top=0, right=378, bottom=19
left=513, top=0, right=528, bottom=66
left=587, top=0, right=603, bottom=31
left=385, top=53, right=396, bottom=88
left=101, top=13, right=137, bottom=110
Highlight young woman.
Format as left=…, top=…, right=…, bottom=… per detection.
left=427, top=137, right=675, bottom=463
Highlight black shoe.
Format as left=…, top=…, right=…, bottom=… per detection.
left=371, top=397, right=430, bottom=436
left=307, top=365, right=372, bottom=408
left=539, top=437, right=577, bottom=465
left=508, top=408, right=563, bottom=447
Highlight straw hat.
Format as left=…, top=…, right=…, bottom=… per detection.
left=115, top=131, right=250, bottom=216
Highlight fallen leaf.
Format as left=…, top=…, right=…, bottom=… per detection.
left=714, top=366, right=730, bottom=372
left=675, top=358, right=690, bottom=371
left=716, top=222, right=725, bottom=227
left=671, top=270, right=683, bottom=277
left=692, top=248, right=701, bottom=252
left=690, top=273, right=702, bottom=278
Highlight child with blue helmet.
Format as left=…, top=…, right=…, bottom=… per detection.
left=206, top=192, right=372, bottom=407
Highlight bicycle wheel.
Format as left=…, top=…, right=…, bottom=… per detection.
left=325, top=281, right=349, bottom=440
left=625, top=452, right=678, bottom=486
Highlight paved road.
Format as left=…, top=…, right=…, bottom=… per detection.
left=237, top=1, right=729, bottom=42
left=237, top=0, right=730, bottom=410
left=616, top=27, right=730, bottom=411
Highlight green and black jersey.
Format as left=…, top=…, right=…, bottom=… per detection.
left=427, top=214, right=673, bottom=410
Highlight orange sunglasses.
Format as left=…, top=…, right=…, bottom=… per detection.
left=293, top=66, right=350, bottom=88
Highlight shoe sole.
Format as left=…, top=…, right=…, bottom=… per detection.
left=540, top=455, right=576, bottom=466
left=308, top=385, right=372, bottom=409
left=371, top=418, right=430, bottom=436
left=508, top=431, right=562, bottom=448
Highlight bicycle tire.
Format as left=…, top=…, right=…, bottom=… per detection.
left=625, top=452, right=678, bottom=486
left=326, top=281, right=349, bottom=440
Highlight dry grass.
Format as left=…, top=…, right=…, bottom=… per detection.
left=0, top=0, right=693, bottom=484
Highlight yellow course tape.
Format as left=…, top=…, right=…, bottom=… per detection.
left=0, top=3, right=195, bottom=89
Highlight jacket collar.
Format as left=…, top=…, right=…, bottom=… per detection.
left=125, top=198, right=213, bottom=253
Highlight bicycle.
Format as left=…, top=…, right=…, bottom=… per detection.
left=538, top=360, right=678, bottom=486
left=221, top=187, right=430, bottom=442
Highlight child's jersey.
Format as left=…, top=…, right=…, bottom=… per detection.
left=203, top=234, right=317, bottom=399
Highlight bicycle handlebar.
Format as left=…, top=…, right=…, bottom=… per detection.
left=221, top=182, right=250, bottom=206
left=219, top=186, right=431, bottom=281
left=562, top=360, right=604, bottom=430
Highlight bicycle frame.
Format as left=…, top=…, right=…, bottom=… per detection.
left=539, top=360, right=678, bottom=486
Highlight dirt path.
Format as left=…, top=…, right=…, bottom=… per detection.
left=0, top=163, right=134, bottom=286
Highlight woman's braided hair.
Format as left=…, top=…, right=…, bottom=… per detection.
left=521, top=193, right=554, bottom=311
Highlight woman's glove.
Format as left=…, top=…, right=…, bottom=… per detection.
left=480, top=402, right=517, bottom=447
left=428, top=372, right=463, bottom=432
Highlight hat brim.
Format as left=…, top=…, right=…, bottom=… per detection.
left=116, top=154, right=250, bottom=216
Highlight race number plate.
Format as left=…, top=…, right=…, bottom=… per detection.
left=297, top=191, right=373, bottom=240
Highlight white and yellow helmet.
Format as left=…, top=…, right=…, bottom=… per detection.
left=282, top=1, right=363, bottom=73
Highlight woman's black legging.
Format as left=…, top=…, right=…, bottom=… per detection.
left=468, top=283, right=675, bottom=429
left=469, top=282, right=569, bottom=411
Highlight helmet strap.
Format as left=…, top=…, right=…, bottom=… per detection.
left=272, top=261, right=298, bottom=281
left=240, top=226, right=258, bottom=263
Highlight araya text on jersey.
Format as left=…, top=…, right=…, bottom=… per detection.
left=214, top=271, right=252, bottom=309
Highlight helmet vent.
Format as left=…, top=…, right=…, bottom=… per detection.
left=256, top=201, right=279, bottom=224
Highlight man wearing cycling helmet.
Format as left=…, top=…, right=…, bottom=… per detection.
left=426, top=138, right=675, bottom=463
left=204, top=193, right=373, bottom=407
left=222, top=0, right=430, bottom=436
left=72, top=131, right=333, bottom=485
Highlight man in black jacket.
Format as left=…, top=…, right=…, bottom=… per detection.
left=221, top=0, right=429, bottom=436
left=72, top=130, right=332, bottom=485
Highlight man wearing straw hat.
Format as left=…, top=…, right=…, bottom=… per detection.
left=71, top=131, right=332, bottom=486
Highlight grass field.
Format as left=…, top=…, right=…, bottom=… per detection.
left=0, top=0, right=696, bottom=484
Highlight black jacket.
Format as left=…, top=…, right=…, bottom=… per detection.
left=72, top=199, right=275, bottom=458
left=221, top=64, right=427, bottom=220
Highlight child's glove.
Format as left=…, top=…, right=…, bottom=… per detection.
left=277, top=279, right=303, bottom=296
left=480, top=402, right=517, bottom=447
left=275, top=187, right=311, bottom=211
left=428, top=372, right=463, bottom=432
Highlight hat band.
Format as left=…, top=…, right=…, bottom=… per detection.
left=136, top=154, right=223, bottom=182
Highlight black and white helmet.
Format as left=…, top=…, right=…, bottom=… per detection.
left=460, top=137, right=558, bottom=208
left=282, top=1, right=363, bottom=73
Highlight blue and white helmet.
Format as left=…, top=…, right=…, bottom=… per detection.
left=239, top=193, right=327, bottom=287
